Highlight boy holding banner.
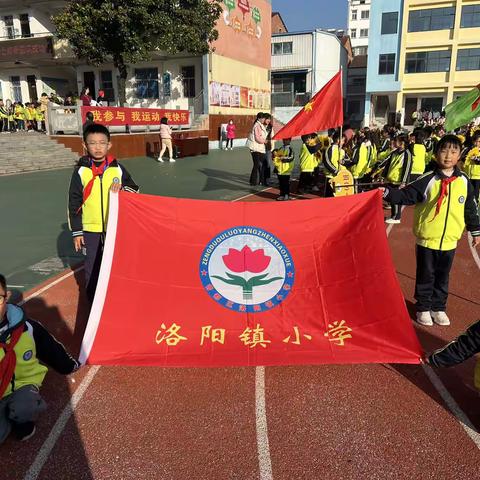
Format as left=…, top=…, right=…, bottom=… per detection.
left=381, top=135, right=480, bottom=327
left=68, top=124, right=139, bottom=303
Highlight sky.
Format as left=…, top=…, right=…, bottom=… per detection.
left=271, top=0, right=348, bottom=32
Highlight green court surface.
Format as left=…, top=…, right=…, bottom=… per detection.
left=1, top=147, right=269, bottom=293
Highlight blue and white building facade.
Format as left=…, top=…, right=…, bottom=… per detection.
left=364, top=0, right=404, bottom=127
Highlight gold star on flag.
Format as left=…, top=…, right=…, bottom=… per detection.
left=304, top=100, right=315, bottom=112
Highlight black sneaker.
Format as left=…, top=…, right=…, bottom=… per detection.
left=12, top=421, right=36, bottom=441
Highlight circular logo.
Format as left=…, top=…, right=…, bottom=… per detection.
left=199, top=226, right=295, bottom=313
left=459, top=195, right=466, bottom=204
left=23, top=350, right=33, bottom=361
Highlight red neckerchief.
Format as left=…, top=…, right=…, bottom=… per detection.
left=431, top=175, right=457, bottom=221
left=0, top=325, right=23, bottom=398
left=76, top=156, right=114, bottom=214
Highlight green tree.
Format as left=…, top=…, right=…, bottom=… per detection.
left=53, top=0, right=222, bottom=105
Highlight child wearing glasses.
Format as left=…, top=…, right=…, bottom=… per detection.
left=0, top=274, right=80, bottom=443
left=68, top=123, right=139, bottom=303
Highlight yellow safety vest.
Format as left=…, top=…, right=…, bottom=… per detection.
left=1, top=326, right=48, bottom=399
left=299, top=144, right=318, bottom=173
left=463, top=148, right=480, bottom=180
left=414, top=174, right=470, bottom=251
left=273, top=147, right=294, bottom=176
left=78, top=164, right=123, bottom=232
left=411, top=144, right=426, bottom=175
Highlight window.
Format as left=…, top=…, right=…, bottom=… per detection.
left=272, top=42, right=293, bottom=55
left=163, top=72, right=171, bottom=97
left=361, top=10, right=370, bottom=20
left=351, top=28, right=357, bottom=38
left=461, top=5, right=480, bottom=28
left=379, top=54, right=396, bottom=75
left=351, top=10, right=357, bottom=20
left=456, top=48, right=480, bottom=71
left=20, top=14, right=30, bottom=38
left=360, top=28, right=368, bottom=37
left=134, top=68, right=159, bottom=99
left=408, top=8, right=455, bottom=32
left=4, top=16, right=15, bottom=39
left=10, top=76, right=22, bottom=102
left=353, top=46, right=368, bottom=56
left=405, top=50, right=451, bottom=73
left=181, top=66, right=195, bottom=98
left=347, top=100, right=360, bottom=115
left=100, top=70, right=114, bottom=102
left=382, top=12, right=398, bottom=34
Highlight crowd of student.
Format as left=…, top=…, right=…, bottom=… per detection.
left=0, top=96, right=47, bottom=133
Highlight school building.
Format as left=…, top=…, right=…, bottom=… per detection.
left=0, top=0, right=272, bottom=144
left=365, top=0, right=480, bottom=128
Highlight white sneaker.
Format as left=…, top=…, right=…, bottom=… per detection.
left=157, top=157, right=164, bottom=163
left=170, top=158, right=176, bottom=163
left=416, top=311, right=433, bottom=326
left=385, top=218, right=401, bottom=224
left=431, top=311, right=450, bottom=326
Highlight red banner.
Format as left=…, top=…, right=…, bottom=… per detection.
left=79, top=191, right=422, bottom=367
left=81, top=106, right=190, bottom=126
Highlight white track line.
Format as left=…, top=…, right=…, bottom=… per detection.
left=387, top=219, right=480, bottom=445
left=17, top=265, right=103, bottom=480
left=255, top=367, right=274, bottom=480
left=19, top=266, right=84, bottom=306
left=422, top=364, right=480, bottom=447
left=23, top=366, right=101, bottom=480
left=232, top=190, right=274, bottom=479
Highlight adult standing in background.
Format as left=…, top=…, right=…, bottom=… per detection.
left=264, top=114, right=274, bottom=186
left=246, top=112, right=267, bottom=186
left=80, top=87, right=92, bottom=106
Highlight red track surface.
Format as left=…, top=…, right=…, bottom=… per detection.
left=2, top=190, right=480, bottom=480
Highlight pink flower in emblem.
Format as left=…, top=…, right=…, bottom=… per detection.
left=222, top=245, right=271, bottom=273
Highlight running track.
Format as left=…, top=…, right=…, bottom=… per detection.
left=2, top=189, right=480, bottom=480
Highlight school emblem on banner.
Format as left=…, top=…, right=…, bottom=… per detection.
left=199, top=226, right=295, bottom=313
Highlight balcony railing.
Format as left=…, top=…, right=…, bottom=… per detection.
left=0, top=31, right=53, bottom=41
left=271, top=92, right=311, bottom=108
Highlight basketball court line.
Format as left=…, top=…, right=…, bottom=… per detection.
left=386, top=218, right=480, bottom=450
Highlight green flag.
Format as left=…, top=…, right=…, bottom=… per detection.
left=445, top=84, right=480, bottom=132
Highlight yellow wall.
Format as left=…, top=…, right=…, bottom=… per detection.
left=398, top=0, right=480, bottom=114
left=209, top=53, right=271, bottom=115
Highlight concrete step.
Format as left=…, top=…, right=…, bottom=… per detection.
left=0, top=133, right=81, bottom=175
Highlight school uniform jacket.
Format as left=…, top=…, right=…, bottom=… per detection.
left=376, top=148, right=413, bottom=185
left=68, top=156, right=139, bottom=237
left=429, top=320, right=480, bottom=368
left=383, top=167, right=480, bottom=251
left=0, top=304, right=79, bottom=399
left=323, top=145, right=347, bottom=178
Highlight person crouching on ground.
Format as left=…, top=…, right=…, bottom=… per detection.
left=68, top=123, right=139, bottom=303
left=381, top=135, right=480, bottom=327
left=273, top=138, right=294, bottom=201
left=158, top=117, right=174, bottom=163
left=0, top=274, right=80, bottom=443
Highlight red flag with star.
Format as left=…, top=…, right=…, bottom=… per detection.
left=273, top=71, right=343, bottom=140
